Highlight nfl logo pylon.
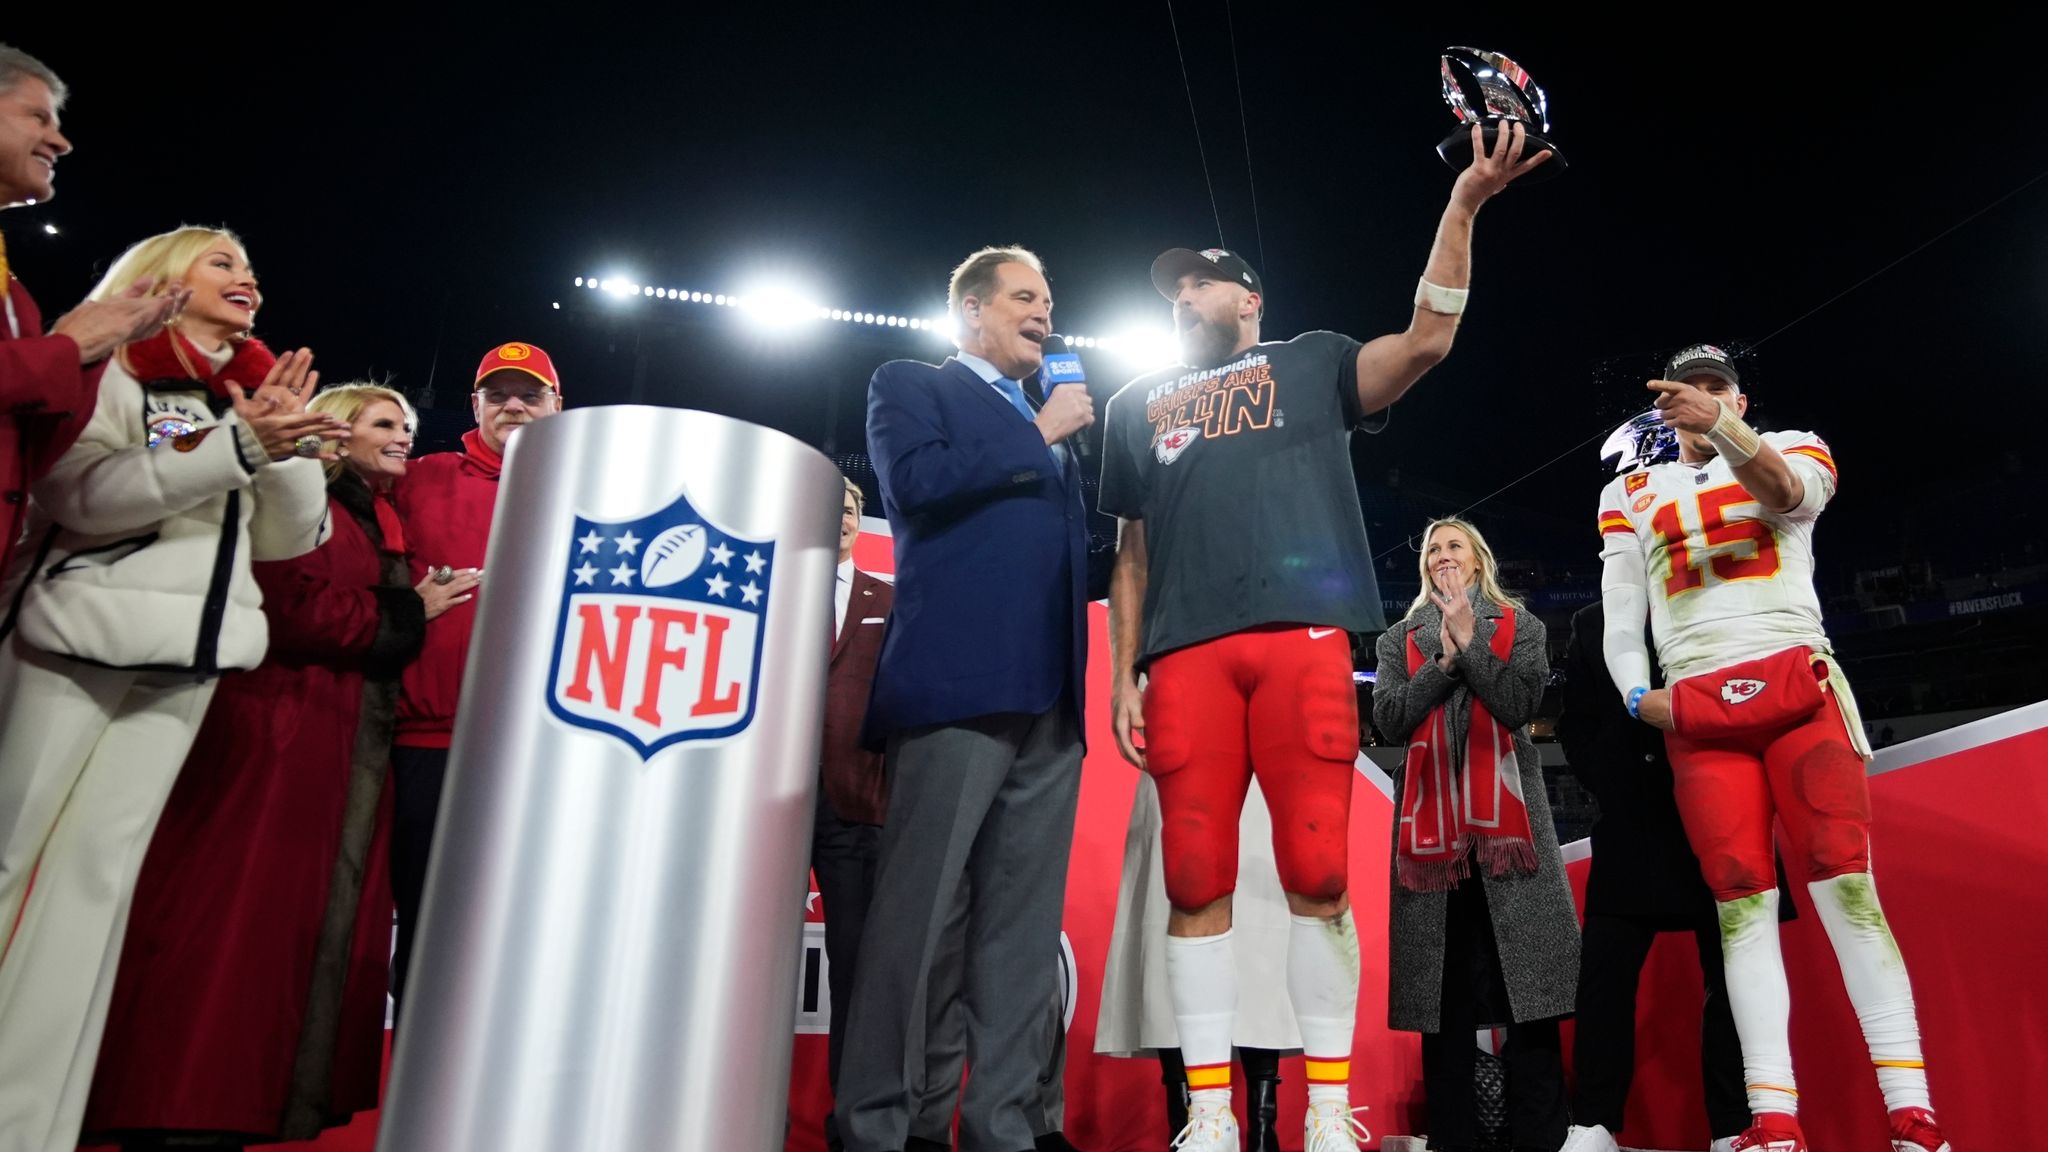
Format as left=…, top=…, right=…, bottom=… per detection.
left=377, top=406, right=841, bottom=1152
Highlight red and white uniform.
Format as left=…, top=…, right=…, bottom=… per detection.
left=1597, top=430, right=1840, bottom=684
left=1596, top=429, right=1874, bottom=898
left=1596, top=423, right=1945, bottom=1143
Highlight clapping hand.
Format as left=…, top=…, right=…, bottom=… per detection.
left=226, top=348, right=349, bottom=461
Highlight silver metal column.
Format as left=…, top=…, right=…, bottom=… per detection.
left=377, top=406, right=841, bottom=1152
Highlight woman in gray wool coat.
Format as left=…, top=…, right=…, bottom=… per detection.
left=1373, top=518, right=1580, bottom=1152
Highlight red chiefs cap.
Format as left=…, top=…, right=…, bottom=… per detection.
left=474, top=341, right=561, bottom=393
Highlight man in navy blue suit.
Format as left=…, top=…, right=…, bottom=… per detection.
left=835, top=246, right=1093, bottom=1152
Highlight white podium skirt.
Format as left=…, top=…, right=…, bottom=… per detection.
left=1093, top=773, right=1303, bottom=1056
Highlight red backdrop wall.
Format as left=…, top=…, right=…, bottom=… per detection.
left=281, top=527, right=2039, bottom=1152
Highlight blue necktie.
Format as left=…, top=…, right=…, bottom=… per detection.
left=992, top=376, right=1036, bottom=422
left=994, top=376, right=1071, bottom=479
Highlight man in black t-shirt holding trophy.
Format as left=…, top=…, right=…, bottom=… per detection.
left=1098, top=122, right=1551, bottom=1152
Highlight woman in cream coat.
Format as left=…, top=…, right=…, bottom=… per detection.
left=0, top=226, right=344, bottom=1152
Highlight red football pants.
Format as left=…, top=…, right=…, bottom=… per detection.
left=1143, top=624, right=1359, bottom=909
left=1665, top=688, right=1872, bottom=902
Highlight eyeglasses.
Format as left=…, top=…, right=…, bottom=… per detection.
left=478, top=386, right=557, bottom=407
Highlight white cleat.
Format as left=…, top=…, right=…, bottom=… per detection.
left=1560, top=1124, right=1620, bottom=1152
left=1304, top=1099, right=1372, bottom=1152
left=1169, top=1097, right=1239, bottom=1152
left=1709, top=1139, right=1739, bottom=1152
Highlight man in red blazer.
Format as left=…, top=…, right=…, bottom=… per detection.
left=815, top=473, right=894, bottom=1152
left=0, top=45, right=182, bottom=571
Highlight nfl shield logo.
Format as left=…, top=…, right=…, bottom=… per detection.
left=546, top=489, right=775, bottom=759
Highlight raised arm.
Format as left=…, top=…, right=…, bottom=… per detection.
left=1352, top=121, right=1553, bottom=416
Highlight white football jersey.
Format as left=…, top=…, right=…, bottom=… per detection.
left=1597, top=431, right=1840, bottom=681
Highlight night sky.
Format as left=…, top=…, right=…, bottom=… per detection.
left=7, top=12, right=2039, bottom=587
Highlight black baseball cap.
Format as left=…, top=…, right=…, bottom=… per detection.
left=1665, top=342, right=1741, bottom=386
left=1150, top=247, right=1265, bottom=309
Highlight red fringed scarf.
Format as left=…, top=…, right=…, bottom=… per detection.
left=1398, top=605, right=1538, bottom=892
left=119, top=327, right=275, bottom=401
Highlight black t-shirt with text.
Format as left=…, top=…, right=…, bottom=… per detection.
left=1098, top=330, right=1388, bottom=664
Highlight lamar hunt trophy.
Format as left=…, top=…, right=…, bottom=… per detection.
left=1437, top=46, right=1567, bottom=182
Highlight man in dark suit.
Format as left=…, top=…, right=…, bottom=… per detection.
left=1556, top=601, right=1785, bottom=1152
left=815, top=474, right=896, bottom=1152
left=835, top=246, right=1092, bottom=1152
left=818, top=474, right=1079, bottom=1152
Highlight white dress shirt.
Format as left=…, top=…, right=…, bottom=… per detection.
left=953, top=347, right=1011, bottom=398
left=834, top=558, right=854, bottom=640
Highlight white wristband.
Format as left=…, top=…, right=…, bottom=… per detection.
left=1414, top=277, right=1469, bottom=316
left=1704, top=406, right=1762, bottom=466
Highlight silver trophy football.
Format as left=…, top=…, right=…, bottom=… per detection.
left=1437, top=46, right=1567, bottom=182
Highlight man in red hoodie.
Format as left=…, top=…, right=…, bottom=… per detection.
left=388, top=340, right=561, bottom=1011
left=1, top=44, right=184, bottom=572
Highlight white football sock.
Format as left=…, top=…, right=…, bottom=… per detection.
left=1288, top=910, right=1360, bottom=1108
left=1718, top=890, right=1799, bottom=1116
left=1808, top=872, right=1932, bottom=1114
left=1165, top=930, right=1237, bottom=1100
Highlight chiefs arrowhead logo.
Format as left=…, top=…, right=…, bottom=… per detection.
left=1721, top=678, right=1766, bottom=705
left=547, top=488, right=774, bottom=759
left=1155, top=426, right=1200, bottom=465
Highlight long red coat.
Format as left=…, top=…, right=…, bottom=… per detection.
left=81, top=475, right=425, bottom=1142
left=0, top=276, right=101, bottom=571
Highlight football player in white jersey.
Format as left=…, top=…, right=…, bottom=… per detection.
left=1592, top=344, right=1949, bottom=1152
